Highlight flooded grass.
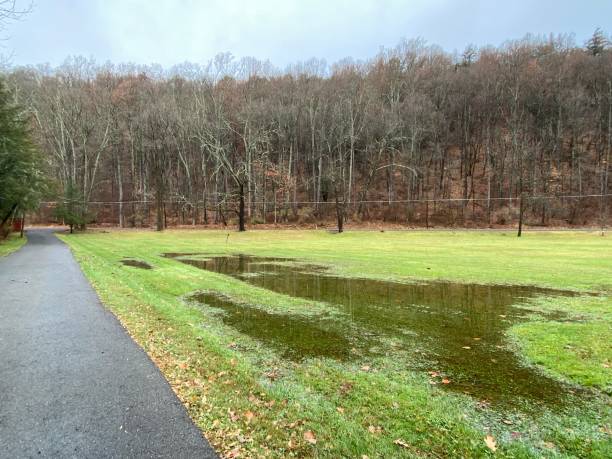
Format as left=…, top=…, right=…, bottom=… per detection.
left=190, top=291, right=366, bottom=360
left=120, top=258, right=153, bottom=269
left=167, top=252, right=581, bottom=409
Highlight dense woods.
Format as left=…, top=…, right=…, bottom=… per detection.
left=5, top=31, right=612, bottom=230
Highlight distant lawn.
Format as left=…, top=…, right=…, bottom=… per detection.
left=0, top=232, right=26, bottom=257
left=60, top=229, right=612, bottom=458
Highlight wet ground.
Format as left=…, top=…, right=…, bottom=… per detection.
left=165, top=253, right=581, bottom=409
left=121, top=258, right=153, bottom=269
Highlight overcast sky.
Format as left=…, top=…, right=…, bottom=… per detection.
left=2, top=0, right=610, bottom=68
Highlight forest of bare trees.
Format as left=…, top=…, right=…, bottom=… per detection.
left=5, top=31, right=612, bottom=230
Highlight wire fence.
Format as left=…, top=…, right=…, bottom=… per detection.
left=31, top=193, right=612, bottom=230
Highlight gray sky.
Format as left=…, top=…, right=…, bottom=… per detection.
left=3, top=0, right=610, bottom=68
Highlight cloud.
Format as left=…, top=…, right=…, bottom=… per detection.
left=3, top=0, right=609, bottom=67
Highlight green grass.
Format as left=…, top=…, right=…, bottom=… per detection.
left=510, top=295, right=612, bottom=391
left=59, top=229, right=612, bottom=458
left=0, top=232, right=26, bottom=257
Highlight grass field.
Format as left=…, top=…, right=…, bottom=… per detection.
left=59, top=229, right=612, bottom=458
left=0, top=232, right=26, bottom=257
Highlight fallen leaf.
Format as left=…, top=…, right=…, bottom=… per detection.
left=441, top=378, right=451, bottom=384
left=473, top=337, right=481, bottom=341
left=502, top=419, right=513, bottom=425
left=303, top=430, right=317, bottom=445
left=484, top=435, right=497, bottom=452
left=462, top=346, right=472, bottom=350
left=244, top=411, right=255, bottom=423
left=336, top=406, right=345, bottom=414
left=226, top=448, right=241, bottom=458
left=229, top=410, right=239, bottom=422
left=339, top=381, right=353, bottom=395
left=394, top=438, right=410, bottom=449
left=360, top=365, right=371, bottom=372
left=428, top=371, right=439, bottom=377
left=368, top=425, right=382, bottom=434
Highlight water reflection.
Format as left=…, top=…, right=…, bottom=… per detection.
left=167, top=253, right=579, bottom=407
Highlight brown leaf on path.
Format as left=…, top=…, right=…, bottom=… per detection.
left=484, top=435, right=497, bottom=452
left=394, top=438, right=410, bottom=448
left=303, top=430, right=317, bottom=445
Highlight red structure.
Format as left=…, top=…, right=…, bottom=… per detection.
left=12, top=219, right=23, bottom=232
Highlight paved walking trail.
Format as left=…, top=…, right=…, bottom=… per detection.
left=0, top=229, right=216, bottom=458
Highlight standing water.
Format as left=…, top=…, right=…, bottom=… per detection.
left=165, top=253, right=580, bottom=408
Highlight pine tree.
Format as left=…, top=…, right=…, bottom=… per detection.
left=0, top=78, right=45, bottom=233
left=586, top=28, right=609, bottom=56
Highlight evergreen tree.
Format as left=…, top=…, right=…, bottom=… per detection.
left=0, top=78, right=45, bottom=234
left=586, top=28, right=609, bottom=56
left=53, top=183, right=92, bottom=234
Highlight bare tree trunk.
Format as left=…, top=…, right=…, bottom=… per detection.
left=238, top=182, right=246, bottom=232
left=517, top=192, right=525, bottom=237
left=334, top=183, right=344, bottom=233
left=155, top=172, right=164, bottom=232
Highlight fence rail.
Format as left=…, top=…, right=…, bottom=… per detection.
left=31, top=193, right=612, bottom=230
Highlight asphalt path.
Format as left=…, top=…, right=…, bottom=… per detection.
left=0, top=228, right=216, bottom=458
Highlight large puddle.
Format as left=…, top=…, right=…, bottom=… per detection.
left=165, top=253, right=581, bottom=408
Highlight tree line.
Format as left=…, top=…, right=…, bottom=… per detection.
left=4, top=30, right=612, bottom=231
